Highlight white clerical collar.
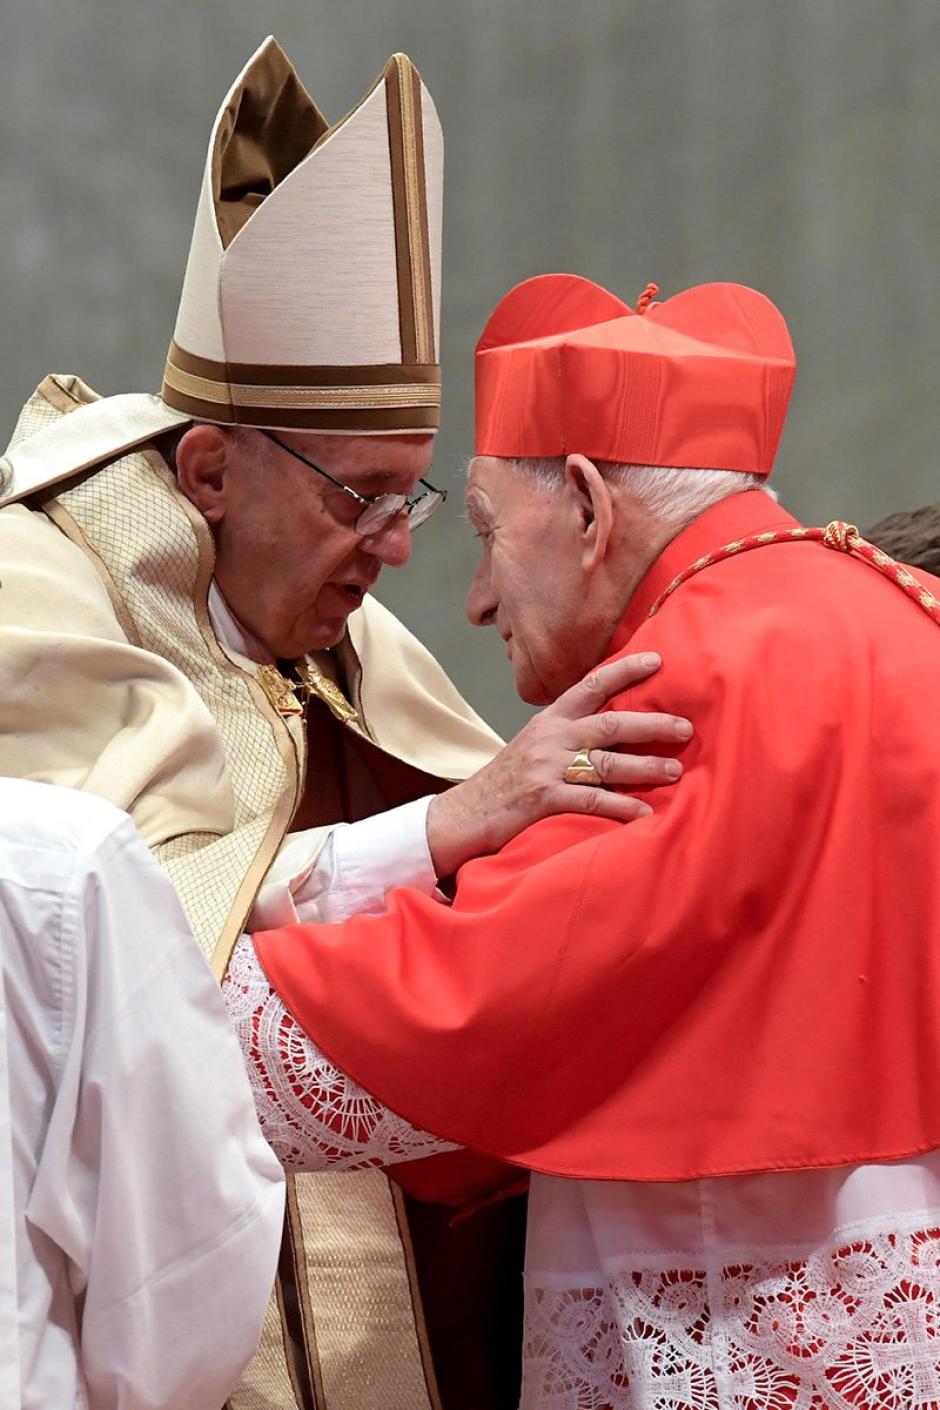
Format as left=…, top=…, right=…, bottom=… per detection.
left=207, top=582, right=274, bottom=667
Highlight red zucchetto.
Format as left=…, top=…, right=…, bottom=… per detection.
left=474, top=274, right=797, bottom=475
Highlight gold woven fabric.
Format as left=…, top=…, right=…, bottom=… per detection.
left=27, top=376, right=299, bottom=963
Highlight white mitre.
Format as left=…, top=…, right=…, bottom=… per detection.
left=162, top=37, right=443, bottom=433
left=0, top=38, right=443, bottom=506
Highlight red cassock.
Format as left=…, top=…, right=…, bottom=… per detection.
left=255, top=487, right=940, bottom=1186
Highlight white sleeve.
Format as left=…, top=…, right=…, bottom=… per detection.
left=223, top=933, right=458, bottom=1174
left=249, top=795, right=439, bottom=930
left=26, top=817, right=285, bottom=1410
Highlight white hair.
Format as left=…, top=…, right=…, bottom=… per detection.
left=509, top=457, right=772, bottom=537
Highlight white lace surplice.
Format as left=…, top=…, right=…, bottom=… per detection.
left=224, top=935, right=456, bottom=1171
left=523, top=1163, right=940, bottom=1410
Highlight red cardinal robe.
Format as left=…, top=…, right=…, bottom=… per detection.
left=255, top=488, right=940, bottom=1184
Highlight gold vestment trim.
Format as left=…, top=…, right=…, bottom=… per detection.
left=297, top=662, right=358, bottom=725
left=396, top=58, right=433, bottom=364
left=256, top=664, right=304, bottom=717
left=163, top=361, right=441, bottom=410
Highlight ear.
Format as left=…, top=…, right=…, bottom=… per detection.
left=564, top=454, right=613, bottom=572
left=175, top=424, right=236, bottom=524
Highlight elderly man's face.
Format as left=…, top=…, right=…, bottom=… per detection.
left=464, top=457, right=620, bottom=705
left=177, top=426, right=431, bottom=659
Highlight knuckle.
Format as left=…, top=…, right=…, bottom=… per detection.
left=593, top=750, right=612, bottom=781
left=581, top=786, right=602, bottom=814
left=538, top=747, right=558, bottom=777
left=523, top=776, right=544, bottom=809
left=597, top=710, right=619, bottom=741
left=582, top=669, right=602, bottom=696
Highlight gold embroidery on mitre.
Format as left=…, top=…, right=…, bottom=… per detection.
left=297, top=661, right=359, bottom=724
left=162, top=360, right=442, bottom=411
left=385, top=55, right=435, bottom=368
left=256, top=664, right=303, bottom=716
left=396, top=58, right=433, bottom=364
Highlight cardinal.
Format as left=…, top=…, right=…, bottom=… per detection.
left=226, top=273, right=940, bottom=1409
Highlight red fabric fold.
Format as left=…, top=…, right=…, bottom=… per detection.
left=256, top=491, right=940, bottom=1183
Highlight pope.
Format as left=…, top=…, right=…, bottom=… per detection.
left=0, top=44, right=691, bottom=1410
left=231, top=273, right=940, bottom=1409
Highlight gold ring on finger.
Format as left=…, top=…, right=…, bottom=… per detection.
left=563, top=748, right=603, bottom=786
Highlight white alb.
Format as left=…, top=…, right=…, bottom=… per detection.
left=2, top=781, right=284, bottom=1410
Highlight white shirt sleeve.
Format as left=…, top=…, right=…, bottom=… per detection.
left=21, top=804, right=284, bottom=1410
left=249, top=795, right=439, bottom=930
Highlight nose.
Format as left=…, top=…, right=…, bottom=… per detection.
left=359, top=512, right=413, bottom=568
left=465, top=558, right=498, bottom=627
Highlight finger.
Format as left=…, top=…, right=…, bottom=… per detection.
left=587, top=750, right=683, bottom=787
left=550, top=652, right=663, bottom=720
left=562, top=786, right=654, bottom=822
left=582, top=710, right=693, bottom=747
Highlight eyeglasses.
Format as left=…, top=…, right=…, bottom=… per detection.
left=260, top=431, right=446, bottom=536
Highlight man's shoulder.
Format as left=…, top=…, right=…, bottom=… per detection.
left=0, top=781, right=135, bottom=876
left=640, top=534, right=940, bottom=711
left=656, top=532, right=932, bottom=639
left=4, top=373, right=98, bottom=456
left=2, top=377, right=186, bottom=511
left=0, top=500, right=128, bottom=641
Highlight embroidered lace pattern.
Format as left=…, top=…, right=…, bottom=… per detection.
left=223, top=933, right=456, bottom=1172
left=522, top=1224, right=940, bottom=1409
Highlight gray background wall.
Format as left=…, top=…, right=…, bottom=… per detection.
left=4, top=1, right=939, bottom=737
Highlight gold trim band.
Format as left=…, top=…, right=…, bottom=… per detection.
left=167, top=340, right=440, bottom=387
left=386, top=57, right=434, bottom=367
left=163, top=361, right=441, bottom=411
left=396, top=59, right=433, bottom=364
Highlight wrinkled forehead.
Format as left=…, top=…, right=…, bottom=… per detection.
left=465, top=454, right=551, bottom=522
left=464, top=455, right=502, bottom=521
left=280, top=428, right=434, bottom=491
left=288, top=429, right=433, bottom=470
left=465, top=453, right=515, bottom=499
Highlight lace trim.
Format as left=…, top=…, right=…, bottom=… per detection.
left=222, top=933, right=456, bottom=1172
left=522, top=1226, right=940, bottom=1409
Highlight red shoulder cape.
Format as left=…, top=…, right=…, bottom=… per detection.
left=256, top=491, right=940, bottom=1182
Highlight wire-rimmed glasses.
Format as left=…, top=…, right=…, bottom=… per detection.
left=261, top=431, right=446, bottom=536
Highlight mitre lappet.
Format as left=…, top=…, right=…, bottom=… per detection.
left=0, top=36, right=443, bottom=504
